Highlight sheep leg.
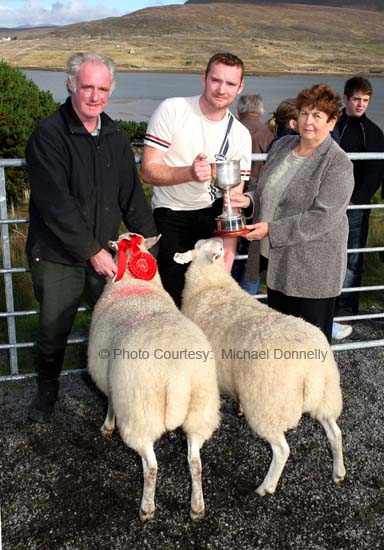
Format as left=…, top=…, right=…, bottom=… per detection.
left=100, top=400, right=115, bottom=437
left=139, top=445, right=157, bottom=522
left=319, top=418, right=346, bottom=483
left=187, top=434, right=205, bottom=521
left=256, top=436, right=290, bottom=496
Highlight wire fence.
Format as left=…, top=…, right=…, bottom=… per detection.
left=1, top=154, right=384, bottom=379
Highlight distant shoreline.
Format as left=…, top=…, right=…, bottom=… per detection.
left=18, top=66, right=384, bottom=78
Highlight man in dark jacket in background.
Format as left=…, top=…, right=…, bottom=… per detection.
left=333, top=76, right=384, bottom=340
left=26, top=53, right=157, bottom=422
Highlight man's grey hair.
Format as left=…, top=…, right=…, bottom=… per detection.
left=66, top=53, right=116, bottom=95
left=237, top=94, right=264, bottom=117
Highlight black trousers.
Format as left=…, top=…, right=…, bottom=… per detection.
left=336, top=208, right=370, bottom=316
left=30, top=259, right=106, bottom=358
left=267, top=287, right=336, bottom=344
left=154, top=200, right=222, bottom=307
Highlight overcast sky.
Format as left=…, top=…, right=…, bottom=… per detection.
left=0, top=0, right=186, bottom=28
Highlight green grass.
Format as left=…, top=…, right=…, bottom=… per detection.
left=0, top=210, right=94, bottom=376
left=360, top=190, right=384, bottom=309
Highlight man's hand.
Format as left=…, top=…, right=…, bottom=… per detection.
left=141, top=146, right=212, bottom=186
left=192, top=153, right=212, bottom=182
left=90, top=249, right=117, bottom=278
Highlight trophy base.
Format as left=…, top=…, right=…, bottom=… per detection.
left=214, top=227, right=250, bottom=237
left=214, top=214, right=248, bottom=236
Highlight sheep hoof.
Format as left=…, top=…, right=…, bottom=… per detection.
left=139, top=507, right=155, bottom=522
left=256, top=484, right=275, bottom=497
left=100, top=426, right=114, bottom=438
left=333, top=472, right=346, bottom=484
left=190, top=507, right=205, bottom=521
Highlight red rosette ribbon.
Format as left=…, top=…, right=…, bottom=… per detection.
left=113, top=235, right=157, bottom=283
left=128, top=251, right=157, bottom=281
left=113, top=238, right=131, bottom=283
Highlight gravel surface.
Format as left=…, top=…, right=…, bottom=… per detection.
left=1, top=315, right=383, bottom=550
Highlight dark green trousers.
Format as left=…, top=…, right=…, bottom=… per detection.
left=30, top=259, right=106, bottom=358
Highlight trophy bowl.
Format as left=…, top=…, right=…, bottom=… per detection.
left=212, top=160, right=249, bottom=236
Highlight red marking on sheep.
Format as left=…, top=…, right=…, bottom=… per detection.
left=111, top=285, right=163, bottom=298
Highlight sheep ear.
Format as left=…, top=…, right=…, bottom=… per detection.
left=144, top=234, right=161, bottom=250
left=195, top=238, right=209, bottom=250
left=212, top=252, right=223, bottom=262
left=108, top=239, right=118, bottom=252
left=173, top=250, right=194, bottom=264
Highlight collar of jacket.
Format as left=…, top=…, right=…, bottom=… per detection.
left=239, top=113, right=263, bottom=128
left=276, top=127, right=298, bottom=139
left=340, top=107, right=368, bottom=127
left=60, top=96, right=120, bottom=136
left=278, top=133, right=335, bottom=160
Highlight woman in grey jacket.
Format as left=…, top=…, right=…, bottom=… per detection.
left=231, top=84, right=354, bottom=342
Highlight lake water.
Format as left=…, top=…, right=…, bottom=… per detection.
left=23, top=70, right=384, bottom=130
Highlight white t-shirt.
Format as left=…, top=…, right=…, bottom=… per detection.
left=144, top=96, right=252, bottom=211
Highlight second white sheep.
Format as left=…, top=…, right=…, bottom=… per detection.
left=175, top=237, right=346, bottom=496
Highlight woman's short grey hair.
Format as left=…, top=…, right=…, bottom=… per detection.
left=66, top=53, right=116, bottom=95
left=237, top=94, right=264, bottom=117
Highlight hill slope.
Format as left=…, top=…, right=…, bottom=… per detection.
left=186, top=0, right=384, bottom=10
left=0, top=3, right=383, bottom=75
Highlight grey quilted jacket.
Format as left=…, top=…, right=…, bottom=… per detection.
left=245, top=134, right=354, bottom=298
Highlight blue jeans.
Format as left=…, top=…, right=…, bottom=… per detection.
left=231, top=238, right=262, bottom=295
left=337, top=208, right=370, bottom=317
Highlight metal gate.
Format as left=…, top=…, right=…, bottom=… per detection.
left=1, top=155, right=384, bottom=380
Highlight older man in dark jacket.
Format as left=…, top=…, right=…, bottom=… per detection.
left=26, top=53, right=157, bottom=422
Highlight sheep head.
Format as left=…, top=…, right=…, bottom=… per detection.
left=174, top=238, right=224, bottom=265
left=108, top=233, right=161, bottom=283
left=108, top=232, right=160, bottom=253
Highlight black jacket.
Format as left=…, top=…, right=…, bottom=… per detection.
left=26, top=98, right=157, bottom=266
left=338, top=108, right=384, bottom=204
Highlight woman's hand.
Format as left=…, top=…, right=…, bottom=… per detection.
left=245, top=222, right=269, bottom=241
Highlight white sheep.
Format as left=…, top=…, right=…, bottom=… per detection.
left=174, top=237, right=346, bottom=496
left=88, top=233, right=219, bottom=521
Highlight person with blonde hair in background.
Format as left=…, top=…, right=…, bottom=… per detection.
left=267, top=97, right=299, bottom=149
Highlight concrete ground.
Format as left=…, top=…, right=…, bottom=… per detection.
left=1, top=317, right=383, bottom=549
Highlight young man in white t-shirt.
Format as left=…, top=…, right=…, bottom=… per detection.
left=141, top=52, right=252, bottom=306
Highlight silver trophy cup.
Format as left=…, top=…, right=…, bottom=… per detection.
left=212, top=159, right=247, bottom=235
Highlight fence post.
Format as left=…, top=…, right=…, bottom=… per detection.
left=0, top=166, right=18, bottom=374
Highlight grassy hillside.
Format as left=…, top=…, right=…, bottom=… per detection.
left=186, top=0, right=384, bottom=10
left=0, top=3, right=383, bottom=75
